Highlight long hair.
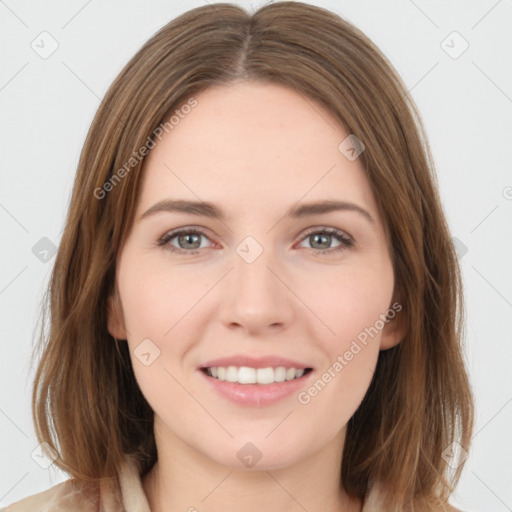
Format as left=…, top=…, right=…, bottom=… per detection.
left=31, top=2, right=473, bottom=509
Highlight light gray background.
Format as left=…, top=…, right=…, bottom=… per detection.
left=1, top=1, right=511, bottom=510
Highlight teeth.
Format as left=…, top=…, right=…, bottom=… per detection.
left=205, top=366, right=307, bottom=385
left=238, top=366, right=257, bottom=384
left=226, top=366, right=238, bottom=382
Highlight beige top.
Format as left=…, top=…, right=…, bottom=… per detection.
left=1, top=457, right=461, bottom=511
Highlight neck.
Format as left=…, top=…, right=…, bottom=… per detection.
left=142, top=420, right=362, bottom=512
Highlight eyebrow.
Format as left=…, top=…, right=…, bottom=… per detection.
left=139, top=199, right=375, bottom=224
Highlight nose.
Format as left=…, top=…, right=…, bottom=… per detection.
left=219, top=242, right=294, bottom=335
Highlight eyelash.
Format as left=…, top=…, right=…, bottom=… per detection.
left=156, top=226, right=354, bottom=256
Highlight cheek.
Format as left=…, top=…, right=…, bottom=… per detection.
left=117, top=259, right=192, bottom=418
left=117, top=255, right=214, bottom=397
left=303, top=260, right=395, bottom=345
left=296, top=269, right=388, bottom=424
left=118, top=254, right=206, bottom=338
left=297, top=261, right=393, bottom=407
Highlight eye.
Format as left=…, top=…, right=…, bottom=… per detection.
left=157, top=228, right=212, bottom=254
left=296, top=227, right=354, bottom=255
left=157, top=226, right=354, bottom=256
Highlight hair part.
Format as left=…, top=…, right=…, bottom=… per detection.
left=32, top=2, right=473, bottom=510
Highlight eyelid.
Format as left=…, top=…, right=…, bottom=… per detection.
left=299, top=225, right=353, bottom=241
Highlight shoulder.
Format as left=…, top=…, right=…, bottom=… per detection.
left=1, top=479, right=99, bottom=512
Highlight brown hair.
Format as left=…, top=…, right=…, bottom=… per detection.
left=31, top=2, right=473, bottom=509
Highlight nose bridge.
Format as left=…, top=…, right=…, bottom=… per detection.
left=220, top=234, right=293, bottom=332
left=233, top=235, right=281, bottom=306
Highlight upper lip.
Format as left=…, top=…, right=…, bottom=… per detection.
left=199, top=354, right=312, bottom=370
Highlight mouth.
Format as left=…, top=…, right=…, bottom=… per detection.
left=200, top=366, right=314, bottom=385
left=197, top=354, right=315, bottom=406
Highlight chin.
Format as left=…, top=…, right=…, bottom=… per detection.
left=203, top=436, right=311, bottom=472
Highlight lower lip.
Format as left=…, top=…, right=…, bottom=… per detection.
left=198, top=369, right=314, bottom=406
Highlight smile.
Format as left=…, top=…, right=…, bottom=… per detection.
left=199, top=366, right=315, bottom=407
left=202, top=366, right=313, bottom=385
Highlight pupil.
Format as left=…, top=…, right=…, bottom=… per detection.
left=312, top=234, right=330, bottom=249
left=180, top=233, right=200, bottom=249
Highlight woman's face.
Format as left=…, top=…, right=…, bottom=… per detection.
left=108, top=81, right=403, bottom=470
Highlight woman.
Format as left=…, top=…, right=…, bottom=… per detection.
left=3, top=2, right=473, bottom=511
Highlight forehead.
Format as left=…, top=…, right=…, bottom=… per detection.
left=136, top=81, right=379, bottom=223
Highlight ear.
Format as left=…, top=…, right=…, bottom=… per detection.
left=107, top=289, right=127, bottom=340
left=379, top=300, right=406, bottom=351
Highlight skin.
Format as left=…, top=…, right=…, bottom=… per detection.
left=108, top=81, right=404, bottom=512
